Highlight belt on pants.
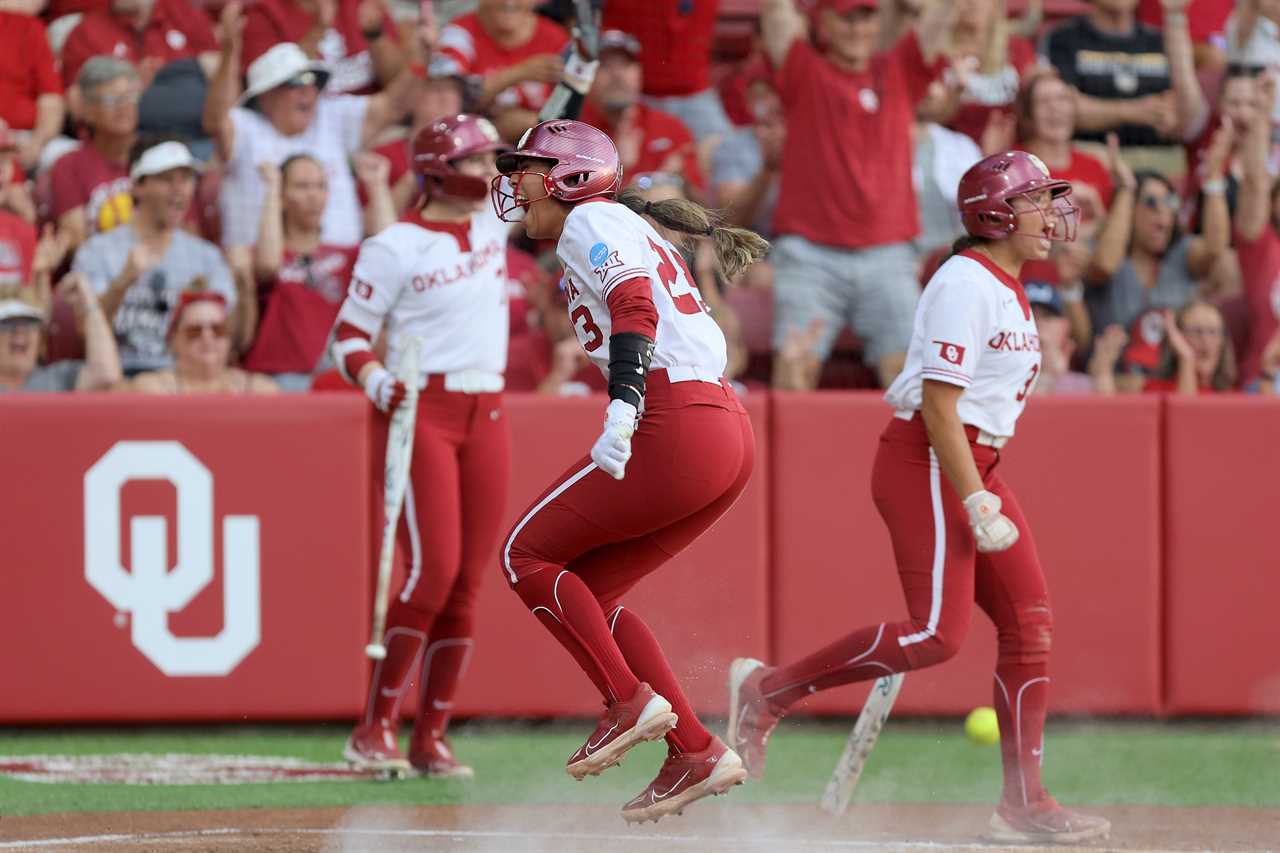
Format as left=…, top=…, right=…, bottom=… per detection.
left=422, top=370, right=504, bottom=394
left=659, top=365, right=723, bottom=385
left=893, top=409, right=1009, bottom=449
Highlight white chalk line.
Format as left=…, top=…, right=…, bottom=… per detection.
left=0, top=826, right=1239, bottom=852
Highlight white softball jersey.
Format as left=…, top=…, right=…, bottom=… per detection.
left=884, top=250, right=1043, bottom=438
left=556, top=200, right=728, bottom=378
left=335, top=208, right=509, bottom=383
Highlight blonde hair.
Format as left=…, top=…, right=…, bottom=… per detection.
left=616, top=189, right=769, bottom=281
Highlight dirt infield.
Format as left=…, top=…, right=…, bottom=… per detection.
left=1, top=804, right=1276, bottom=852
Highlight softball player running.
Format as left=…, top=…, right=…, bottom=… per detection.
left=335, top=114, right=511, bottom=779
left=728, top=151, right=1111, bottom=844
left=491, top=119, right=768, bottom=823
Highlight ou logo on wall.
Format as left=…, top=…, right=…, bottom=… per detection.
left=84, top=441, right=261, bottom=676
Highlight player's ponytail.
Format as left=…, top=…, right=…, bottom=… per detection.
left=617, top=189, right=769, bottom=281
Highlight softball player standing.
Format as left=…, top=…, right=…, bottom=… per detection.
left=728, top=151, right=1111, bottom=844
left=491, top=119, right=768, bottom=823
left=335, top=114, right=511, bottom=779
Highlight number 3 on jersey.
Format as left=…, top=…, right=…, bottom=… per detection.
left=571, top=304, right=604, bottom=351
left=647, top=237, right=708, bottom=315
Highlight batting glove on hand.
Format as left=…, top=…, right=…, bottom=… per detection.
left=591, top=399, right=637, bottom=480
left=364, top=366, right=409, bottom=414
left=963, top=489, right=1020, bottom=553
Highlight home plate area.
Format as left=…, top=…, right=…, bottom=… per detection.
left=2, top=804, right=1277, bottom=853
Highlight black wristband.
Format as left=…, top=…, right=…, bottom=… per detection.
left=607, top=331, right=654, bottom=409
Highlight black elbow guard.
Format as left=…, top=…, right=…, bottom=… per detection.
left=607, top=332, right=655, bottom=409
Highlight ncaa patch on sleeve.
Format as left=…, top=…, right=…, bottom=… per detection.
left=589, top=242, right=610, bottom=266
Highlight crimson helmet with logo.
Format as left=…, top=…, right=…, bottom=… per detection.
left=490, top=120, right=622, bottom=220
left=957, top=150, right=1076, bottom=241
left=411, top=114, right=509, bottom=201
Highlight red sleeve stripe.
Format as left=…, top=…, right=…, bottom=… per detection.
left=606, top=276, right=658, bottom=338
left=333, top=322, right=376, bottom=386
left=601, top=267, right=650, bottom=301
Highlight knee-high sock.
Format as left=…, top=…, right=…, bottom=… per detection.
left=993, top=664, right=1049, bottom=807
left=415, top=612, right=474, bottom=742
left=364, top=599, right=434, bottom=725
left=759, top=623, right=914, bottom=712
left=515, top=569, right=640, bottom=703
left=607, top=606, right=711, bottom=754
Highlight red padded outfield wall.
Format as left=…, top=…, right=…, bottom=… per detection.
left=1, top=393, right=1275, bottom=722
left=769, top=394, right=1163, bottom=716
left=1164, top=397, right=1280, bottom=714
left=0, top=396, right=372, bottom=722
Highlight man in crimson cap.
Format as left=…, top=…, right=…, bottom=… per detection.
left=762, top=0, right=955, bottom=390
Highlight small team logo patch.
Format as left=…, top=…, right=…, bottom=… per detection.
left=932, top=340, right=966, bottom=366
left=590, top=242, right=623, bottom=282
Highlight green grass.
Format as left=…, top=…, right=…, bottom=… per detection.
left=0, top=720, right=1276, bottom=816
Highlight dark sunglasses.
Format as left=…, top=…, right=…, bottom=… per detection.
left=180, top=321, right=228, bottom=341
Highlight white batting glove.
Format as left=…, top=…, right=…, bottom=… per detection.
left=963, top=490, right=1020, bottom=553
left=591, top=399, right=637, bottom=480
left=363, top=366, right=408, bottom=414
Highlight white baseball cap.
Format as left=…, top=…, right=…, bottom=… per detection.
left=0, top=299, right=46, bottom=324
left=239, top=43, right=331, bottom=107
left=130, top=141, right=203, bottom=181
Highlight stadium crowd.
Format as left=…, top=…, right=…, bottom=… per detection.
left=2, top=0, right=1280, bottom=396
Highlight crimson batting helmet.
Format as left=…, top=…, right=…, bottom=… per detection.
left=411, top=114, right=509, bottom=201
left=958, top=150, right=1078, bottom=242
left=490, top=120, right=622, bottom=222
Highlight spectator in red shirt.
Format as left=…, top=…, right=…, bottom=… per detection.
left=1232, top=91, right=1280, bottom=387
left=1015, top=69, right=1114, bottom=224
left=917, top=0, right=1038, bottom=147
left=242, top=0, right=407, bottom=96
left=428, top=0, right=569, bottom=140
left=600, top=0, right=732, bottom=143
left=60, top=0, right=220, bottom=158
left=60, top=0, right=218, bottom=88
left=579, top=30, right=707, bottom=197
left=242, top=151, right=394, bottom=388
left=0, top=122, right=37, bottom=227
left=0, top=11, right=66, bottom=173
left=49, top=57, right=139, bottom=251
left=762, top=0, right=951, bottom=389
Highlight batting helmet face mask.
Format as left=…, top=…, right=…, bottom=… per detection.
left=958, top=150, right=1079, bottom=242
left=411, top=114, right=509, bottom=202
left=489, top=120, right=623, bottom=222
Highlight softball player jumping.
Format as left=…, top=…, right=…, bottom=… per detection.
left=492, top=119, right=768, bottom=823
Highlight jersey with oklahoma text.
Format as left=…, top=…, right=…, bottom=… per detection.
left=556, top=201, right=727, bottom=378
left=335, top=208, right=508, bottom=383
left=884, top=250, right=1041, bottom=437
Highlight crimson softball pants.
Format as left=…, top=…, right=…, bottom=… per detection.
left=503, top=375, right=755, bottom=753
left=362, top=386, right=512, bottom=739
left=761, top=413, right=1054, bottom=806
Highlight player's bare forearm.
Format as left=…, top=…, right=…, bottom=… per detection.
left=921, top=380, right=984, bottom=498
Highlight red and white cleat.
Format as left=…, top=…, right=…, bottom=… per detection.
left=409, top=736, right=474, bottom=779
left=565, top=682, right=677, bottom=781
left=987, top=791, right=1111, bottom=844
left=726, top=657, right=783, bottom=780
left=621, top=737, right=747, bottom=824
left=344, top=720, right=410, bottom=776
